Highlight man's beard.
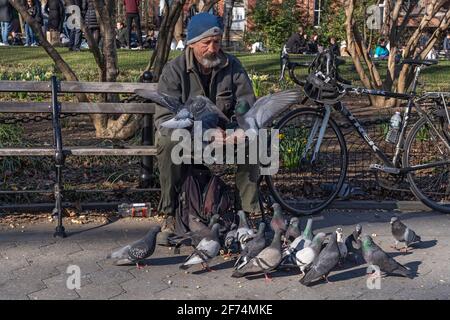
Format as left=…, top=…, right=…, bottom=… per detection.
left=200, top=54, right=221, bottom=68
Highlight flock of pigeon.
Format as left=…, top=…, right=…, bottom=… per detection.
left=107, top=204, right=422, bottom=286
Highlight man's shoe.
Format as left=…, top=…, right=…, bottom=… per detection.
left=156, top=215, right=176, bottom=246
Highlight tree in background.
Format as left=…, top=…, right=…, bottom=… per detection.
left=345, top=0, right=450, bottom=107
left=247, top=0, right=301, bottom=51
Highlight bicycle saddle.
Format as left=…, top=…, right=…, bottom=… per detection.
left=402, top=59, right=438, bottom=67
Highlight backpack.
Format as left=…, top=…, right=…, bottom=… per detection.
left=174, top=164, right=234, bottom=237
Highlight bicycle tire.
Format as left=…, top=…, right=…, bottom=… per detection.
left=265, top=107, right=348, bottom=216
left=404, top=116, right=450, bottom=213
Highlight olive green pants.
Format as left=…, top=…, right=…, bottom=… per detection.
left=155, top=130, right=261, bottom=216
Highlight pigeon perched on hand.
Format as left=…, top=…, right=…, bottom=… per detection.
left=232, top=230, right=283, bottom=282
left=234, top=222, right=267, bottom=270
left=345, top=224, right=362, bottom=263
left=361, top=235, right=413, bottom=279
left=134, top=90, right=230, bottom=130
left=180, top=223, right=221, bottom=271
left=107, top=226, right=161, bottom=269
left=235, top=89, right=302, bottom=132
left=295, top=232, right=326, bottom=276
left=300, top=229, right=341, bottom=286
left=390, top=217, right=421, bottom=252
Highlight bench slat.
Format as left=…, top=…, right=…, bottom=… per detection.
left=0, top=81, right=157, bottom=93
left=0, top=146, right=157, bottom=156
left=0, top=102, right=156, bottom=114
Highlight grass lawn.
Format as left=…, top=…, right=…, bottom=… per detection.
left=1, top=46, right=450, bottom=92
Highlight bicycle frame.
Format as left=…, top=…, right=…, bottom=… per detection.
left=302, top=66, right=450, bottom=174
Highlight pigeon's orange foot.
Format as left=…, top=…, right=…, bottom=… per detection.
left=264, top=273, right=272, bottom=283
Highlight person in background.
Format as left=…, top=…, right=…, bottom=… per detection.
left=285, top=26, right=307, bottom=54
left=40, top=0, right=49, bottom=36
left=24, top=0, right=41, bottom=46
left=66, top=0, right=87, bottom=51
left=329, top=37, right=340, bottom=56
left=85, top=0, right=100, bottom=45
left=124, top=0, right=143, bottom=50
left=374, top=38, right=389, bottom=59
left=0, top=0, right=13, bottom=46
left=116, top=21, right=128, bottom=48
left=143, top=29, right=157, bottom=49
left=444, top=33, right=450, bottom=60
left=307, top=33, right=319, bottom=54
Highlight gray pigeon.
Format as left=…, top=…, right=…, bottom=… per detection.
left=270, top=203, right=288, bottom=234
left=300, top=229, right=341, bottom=286
left=180, top=223, right=221, bottom=271
left=336, top=227, right=348, bottom=262
left=361, top=235, right=413, bottom=278
left=134, top=90, right=229, bottom=130
left=285, top=217, right=301, bottom=242
left=279, top=218, right=314, bottom=268
left=236, top=210, right=256, bottom=250
left=294, top=232, right=326, bottom=276
left=172, top=214, right=220, bottom=254
left=235, top=89, right=302, bottom=132
left=234, top=222, right=267, bottom=270
left=231, top=230, right=283, bottom=282
left=224, top=223, right=239, bottom=256
left=107, top=226, right=161, bottom=268
left=390, top=217, right=421, bottom=252
left=345, top=224, right=362, bottom=263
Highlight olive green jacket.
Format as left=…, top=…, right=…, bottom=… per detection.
left=155, top=47, right=256, bottom=135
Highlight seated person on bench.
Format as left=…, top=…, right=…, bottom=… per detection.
left=154, top=13, right=261, bottom=245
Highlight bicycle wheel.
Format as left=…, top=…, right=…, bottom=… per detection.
left=404, top=116, right=450, bottom=213
left=265, top=107, right=348, bottom=215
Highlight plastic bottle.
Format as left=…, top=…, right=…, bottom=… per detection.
left=385, top=111, right=402, bottom=144
left=118, top=203, right=152, bottom=218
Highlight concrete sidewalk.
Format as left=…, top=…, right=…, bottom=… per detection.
left=0, top=208, right=449, bottom=300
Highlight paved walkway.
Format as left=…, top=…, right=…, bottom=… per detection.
left=0, top=208, right=449, bottom=300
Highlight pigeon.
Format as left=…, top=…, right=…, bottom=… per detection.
left=236, top=210, right=256, bottom=250
left=231, top=230, right=283, bottom=282
left=235, top=89, right=302, bottom=132
left=336, top=227, right=348, bottom=262
left=279, top=218, right=314, bottom=268
left=294, top=232, right=326, bottom=276
left=224, top=223, right=239, bottom=256
left=180, top=223, right=221, bottom=271
left=107, top=226, right=161, bottom=269
left=134, top=90, right=229, bottom=130
left=361, top=235, right=413, bottom=279
left=300, top=229, right=341, bottom=286
left=285, top=217, right=301, bottom=242
left=390, top=217, right=421, bottom=252
left=172, top=214, right=220, bottom=254
left=270, top=203, right=288, bottom=234
left=345, top=224, right=362, bottom=263
left=234, top=222, right=267, bottom=270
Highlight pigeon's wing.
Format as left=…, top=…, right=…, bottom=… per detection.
left=238, top=247, right=281, bottom=274
left=404, top=228, right=420, bottom=245
left=246, top=90, right=302, bottom=128
left=134, top=90, right=182, bottom=113
left=189, top=96, right=230, bottom=122
left=107, top=244, right=131, bottom=259
left=371, top=245, right=404, bottom=273
left=303, top=247, right=339, bottom=282
left=295, top=247, right=316, bottom=267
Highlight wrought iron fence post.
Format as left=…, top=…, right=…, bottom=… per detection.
left=140, top=71, right=155, bottom=188
left=51, top=76, right=67, bottom=238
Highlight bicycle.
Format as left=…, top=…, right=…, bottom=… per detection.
left=267, top=50, right=450, bottom=215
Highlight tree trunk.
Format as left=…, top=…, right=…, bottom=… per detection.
left=223, top=0, right=235, bottom=48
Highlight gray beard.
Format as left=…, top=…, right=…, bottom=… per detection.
left=200, top=56, right=221, bottom=68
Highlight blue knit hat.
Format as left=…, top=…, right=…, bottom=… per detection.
left=186, top=13, right=223, bottom=45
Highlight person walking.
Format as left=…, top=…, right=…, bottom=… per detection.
left=124, top=0, right=143, bottom=49
left=0, top=0, right=13, bottom=46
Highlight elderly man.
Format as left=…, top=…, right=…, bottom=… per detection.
left=154, top=13, right=260, bottom=245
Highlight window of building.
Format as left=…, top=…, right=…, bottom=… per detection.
left=314, top=0, right=323, bottom=26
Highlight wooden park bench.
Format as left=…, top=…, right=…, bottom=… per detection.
left=0, top=76, right=159, bottom=237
